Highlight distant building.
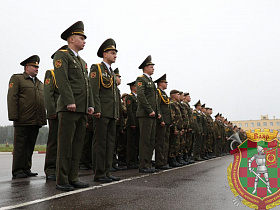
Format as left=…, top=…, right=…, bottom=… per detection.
left=232, top=115, right=280, bottom=140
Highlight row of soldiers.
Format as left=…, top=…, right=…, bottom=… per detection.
left=7, top=20, right=244, bottom=192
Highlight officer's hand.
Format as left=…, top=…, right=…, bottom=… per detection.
left=67, top=104, right=76, bottom=112
left=88, top=107, right=94, bottom=115
left=149, top=111, right=155, bottom=117
left=160, top=121, right=165, bottom=127
left=94, top=112, right=101, bottom=118
left=131, top=125, right=136, bottom=129
left=49, top=114, right=57, bottom=119
left=174, top=130, right=179, bottom=135
left=158, top=114, right=162, bottom=119
left=180, top=130, right=184, bottom=135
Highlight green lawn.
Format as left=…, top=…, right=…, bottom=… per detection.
left=0, top=144, right=46, bottom=152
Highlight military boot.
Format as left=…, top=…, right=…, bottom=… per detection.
left=183, top=154, right=190, bottom=165
left=169, top=157, right=183, bottom=167
left=176, top=156, right=188, bottom=165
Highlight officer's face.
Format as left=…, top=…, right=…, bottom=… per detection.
left=104, top=50, right=117, bottom=64
left=25, top=65, right=39, bottom=77
left=179, top=94, right=184, bottom=101
left=71, top=35, right=85, bottom=51
left=159, top=82, right=167, bottom=90
left=144, top=65, right=154, bottom=75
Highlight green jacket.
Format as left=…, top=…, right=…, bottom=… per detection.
left=89, top=62, right=118, bottom=119
left=7, top=72, right=47, bottom=126
left=156, top=88, right=171, bottom=125
left=44, top=69, right=60, bottom=118
left=201, top=112, right=208, bottom=135
left=126, top=93, right=138, bottom=127
left=53, top=48, right=94, bottom=113
left=136, top=74, right=160, bottom=118
left=170, top=100, right=183, bottom=132
left=192, top=110, right=203, bottom=134
left=213, top=119, right=221, bottom=139
left=182, top=101, right=193, bottom=130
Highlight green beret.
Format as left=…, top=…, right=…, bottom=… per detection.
left=170, top=89, right=179, bottom=95
left=61, top=21, right=86, bottom=41
left=20, top=55, right=40, bottom=67
left=97, top=38, right=118, bottom=58
left=184, top=92, right=189, bottom=96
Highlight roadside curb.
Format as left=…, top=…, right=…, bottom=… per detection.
left=0, top=151, right=46, bottom=155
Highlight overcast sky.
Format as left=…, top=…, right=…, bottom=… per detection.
left=2, top=0, right=280, bottom=126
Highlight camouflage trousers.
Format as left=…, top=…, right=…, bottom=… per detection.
left=169, top=129, right=180, bottom=158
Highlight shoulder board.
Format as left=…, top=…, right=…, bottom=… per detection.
left=59, top=49, right=68, bottom=52
left=139, top=75, right=144, bottom=77
left=13, top=73, right=23, bottom=76
left=129, top=93, right=133, bottom=95
left=193, top=110, right=197, bottom=113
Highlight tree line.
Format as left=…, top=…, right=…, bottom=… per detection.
left=0, top=126, right=49, bottom=145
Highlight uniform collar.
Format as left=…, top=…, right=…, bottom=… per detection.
left=69, top=48, right=78, bottom=57
left=102, top=61, right=111, bottom=72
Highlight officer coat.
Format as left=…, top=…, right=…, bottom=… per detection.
left=136, top=74, right=160, bottom=117
left=89, top=62, right=118, bottom=119
left=44, top=69, right=60, bottom=118
left=157, top=88, right=171, bottom=125
left=126, top=93, right=138, bottom=127
left=53, top=48, right=94, bottom=113
left=7, top=72, right=47, bottom=126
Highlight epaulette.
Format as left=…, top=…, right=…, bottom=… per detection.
left=129, top=93, right=133, bottom=95
left=59, top=49, right=68, bottom=52
left=13, top=73, right=23, bottom=75
left=139, top=75, right=144, bottom=77
left=193, top=110, right=197, bottom=113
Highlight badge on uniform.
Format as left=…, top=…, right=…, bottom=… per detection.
left=45, top=78, right=50, bottom=85
left=55, top=59, right=62, bottom=68
left=91, top=72, right=96, bottom=78
left=9, top=83, right=13, bottom=88
left=127, top=100, right=131, bottom=105
left=138, top=82, right=142, bottom=87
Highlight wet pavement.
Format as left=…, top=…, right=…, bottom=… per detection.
left=0, top=153, right=249, bottom=210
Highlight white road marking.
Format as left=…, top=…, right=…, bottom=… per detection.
left=0, top=157, right=222, bottom=210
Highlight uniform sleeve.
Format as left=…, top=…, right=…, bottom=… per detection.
left=157, top=90, right=164, bottom=123
left=85, top=62, right=95, bottom=109
left=44, top=70, right=56, bottom=116
left=89, top=64, right=101, bottom=113
left=170, top=103, right=178, bottom=132
left=7, top=75, right=19, bottom=121
left=53, top=51, right=75, bottom=105
left=136, top=77, right=153, bottom=115
left=126, top=95, right=136, bottom=126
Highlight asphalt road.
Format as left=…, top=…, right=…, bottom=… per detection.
left=0, top=153, right=250, bottom=210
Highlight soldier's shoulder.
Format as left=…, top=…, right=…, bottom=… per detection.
left=90, top=63, right=102, bottom=71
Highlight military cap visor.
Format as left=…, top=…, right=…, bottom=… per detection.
left=139, top=55, right=155, bottom=69
left=193, top=100, right=201, bottom=107
left=97, top=38, right=118, bottom=58
left=154, top=74, right=167, bottom=83
left=61, top=21, right=86, bottom=41
left=127, top=81, right=136, bottom=86
left=20, top=55, right=40, bottom=67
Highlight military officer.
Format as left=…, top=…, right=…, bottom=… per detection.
left=192, top=100, right=204, bottom=161
left=7, top=55, right=47, bottom=179
left=136, top=55, right=161, bottom=173
left=205, top=107, right=215, bottom=158
left=168, top=90, right=184, bottom=167
left=44, top=45, right=67, bottom=181
left=213, top=113, right=222, bottom=157
left=154, top=74, right=172, bottom=170
left=200, top=104, right=208, bottom=159
left=126, top=81, right=139, bottom=169
left=90, top=38, right=120, bottom=183
left=53, top=21, right=94, bottom=191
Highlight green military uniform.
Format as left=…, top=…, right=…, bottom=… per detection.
left=80, top=114, right=94, bottom=169
left=136, top=55, right=160, bottom=172
left=213, top=113, right=222, bottom=156
left=54, top=21, right=94, bottom=189
left=200, top=104, right=208, bottom=159
left=7, top=55, right=47, bottom=178
left=90, top=39, right=119, bottom=181
left=205, top=108, right=214, bottom=157
left=44, top=45, right=67, bottom=180
left=118, top=94, right=128, bottom=164
left=168, top=90, right=183, bottom=167
left=154, top=74, right=172, bottom=169
left=126, top=81, right=139, bottom=168
left=192, top=100, right=203, bottom=161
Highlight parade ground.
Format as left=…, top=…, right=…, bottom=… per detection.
left=0, top=153, right=249, bottom=210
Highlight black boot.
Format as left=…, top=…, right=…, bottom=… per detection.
left=183, top=154, right=190, bottom=165
left=169, top=157, right=183, bottom=167
left=176, top=156, right=188, bottom=165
